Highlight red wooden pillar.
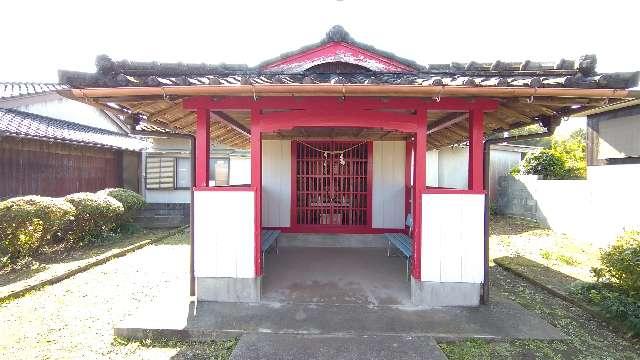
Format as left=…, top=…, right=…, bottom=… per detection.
left=468, top=108, right=485, bottom=191
left=195, top=108, right=210, bottom=187
left=251, top=108, right=263, bottom=276
left=412, top=109, right=427, bottom=280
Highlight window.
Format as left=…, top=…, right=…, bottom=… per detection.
left=209, top=158, right=230, bottom=186
left=145, top=157, right=175, bottom=189
left=175, top=158, right=192, bottom=189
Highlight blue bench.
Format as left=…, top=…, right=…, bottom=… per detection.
left=384, top=214, right=413, bottom=280
left=261, top=230, right=281, bottom=261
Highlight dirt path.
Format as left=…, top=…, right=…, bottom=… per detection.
left=0, top=232, right=228, bottom=359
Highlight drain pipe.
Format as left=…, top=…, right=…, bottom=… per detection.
left=481, top=129, right=555, bottom=304
left=127, top=125, right=197, bottom=297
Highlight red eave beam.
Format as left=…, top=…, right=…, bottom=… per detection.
left=183, top=96, right=498, bottom=112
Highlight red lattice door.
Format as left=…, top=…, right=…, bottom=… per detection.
left=293, top=141, right=371, bottom=229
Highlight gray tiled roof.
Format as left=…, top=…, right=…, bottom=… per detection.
left=58, top=26, right=639, bottom=90
left=0, top=82, right=68, bottom=100
left=0, top=108, right=148, bottom=151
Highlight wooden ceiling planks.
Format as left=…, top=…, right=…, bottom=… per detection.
left=95, top=94, right=605, bottom=151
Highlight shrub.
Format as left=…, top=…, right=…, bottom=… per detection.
left=0, top=196, right=75, bottom=260
left=517, top=130, right=586, bottom=180
left=520, top=150, right=566, bottom=179
left=573, top=282, right=640, bottom=336
left=62, top=193, right=124, bottom=244
left=97, top=188, right=145, bottom=224
left=592, top=230, right=640, bottom=298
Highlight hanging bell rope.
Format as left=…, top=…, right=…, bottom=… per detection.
left=294, top=140, right=367, bottom=166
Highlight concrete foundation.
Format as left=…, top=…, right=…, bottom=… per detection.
left=196, top=277, right=261, bottom=302
left=411, top=279, right=481, bottom=307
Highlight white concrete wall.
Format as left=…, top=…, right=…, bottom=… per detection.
left=421, top=193, right=485, bottom=283
left=498, top=164, right=640, bottom=246
left=193, top=190, right=255, bottom=278
left=262, top=140, right=291, bottom=227
left=372, top=141, right=406, bottom=228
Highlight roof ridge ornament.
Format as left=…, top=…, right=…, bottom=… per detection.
left=325, top=25, right=352, bottom=43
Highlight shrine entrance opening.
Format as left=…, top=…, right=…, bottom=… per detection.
left=292, top=140, right=372, bottom=231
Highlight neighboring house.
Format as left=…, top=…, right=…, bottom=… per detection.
left=0, top=108, right=146, bottom=199
left=135, top=133, right=250, bottom=227
left=0, top=82, right=144, bottom=198
left=584, top=100, right=640, bottom=166
left=427, top=144, right=537, bottom=203
left=0, top=82, right=126, bottom=132
left=59, top=25, right=638, bottom=307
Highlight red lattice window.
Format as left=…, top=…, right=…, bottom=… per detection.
left=293, top=141, right=371, bottom=228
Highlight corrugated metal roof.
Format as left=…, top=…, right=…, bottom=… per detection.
left=0, top=108, right=148, bottom=151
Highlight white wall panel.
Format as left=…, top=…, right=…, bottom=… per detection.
left=261, top=140, right=291, bottom=227
left=194, top=190, right=255, bottom=278
left=372, top=141, right=406, bottom=229
left=421, top=193, right=484, bottom=283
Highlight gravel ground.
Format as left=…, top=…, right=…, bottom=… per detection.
left=0, top=231, right=233, bottom=360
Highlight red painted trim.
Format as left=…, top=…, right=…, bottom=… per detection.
left=412, top=109, right=427, bottom=280
left=261, top=41, right=416, bottom=73
left=260, top=113, right=417, bottom=133
left=366, top=141, right=374, bottom=228
left=195, top=108, right=210, bottom=187
left=468, top=108, right=485, bottom=191
left=193, top=186, right=254, bottom=192
left=251, top=108, right=263, bottom=276
left=183, top=96, right=498, bottom=112
left=423, top=189, right=486, bottom=195
left=405, top=140, right=412, bottom=227
left=290, top=140, right=297, bottom=229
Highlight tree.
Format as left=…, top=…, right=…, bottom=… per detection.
left=512, top=129, right=587, bottom=179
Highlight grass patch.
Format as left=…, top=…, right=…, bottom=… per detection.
left=439, top=339, right=570, bottom=360
left=113, top=336, right=237, bottom=360
left=489, top=215, right=600, bottom=281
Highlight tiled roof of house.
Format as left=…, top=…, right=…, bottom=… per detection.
left=0, top=82, right=68, bottom=100
left=0, top=108, right=148, bottom=151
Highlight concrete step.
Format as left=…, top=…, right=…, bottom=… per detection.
left=230, top=333, right=447, bottom=360
left=114, top=298, right=566, bottom=342
left=135, top=215, right=187, bottom=228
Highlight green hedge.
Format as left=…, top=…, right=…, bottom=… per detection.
left=62, top=193, right=124, bottom=244
left=0, top=196, right=75, bottom=260
left=1, top=189, right=146, bottom=263
left=573, top=282, right=640, bottom=336
left=592, top=230, right=640, bottom=298
left=97, top=188, right=145, bottom=224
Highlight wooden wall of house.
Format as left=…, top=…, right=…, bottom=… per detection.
left=0, top=137, right=122, bottom=199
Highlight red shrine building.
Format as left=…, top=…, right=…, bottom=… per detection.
left=59, top=26, right=639, bottom=306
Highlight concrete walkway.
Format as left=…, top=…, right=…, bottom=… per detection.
left=230, top=333, right=447, bottom=360
left=115, top=297, right=565, bottom=341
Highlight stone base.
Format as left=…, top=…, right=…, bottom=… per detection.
left=196, top=277, right=261, bottom=302
left=411, top=279, right=481, bottom=307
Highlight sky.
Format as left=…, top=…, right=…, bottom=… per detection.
left=2, top=0, right=639, bottom=83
